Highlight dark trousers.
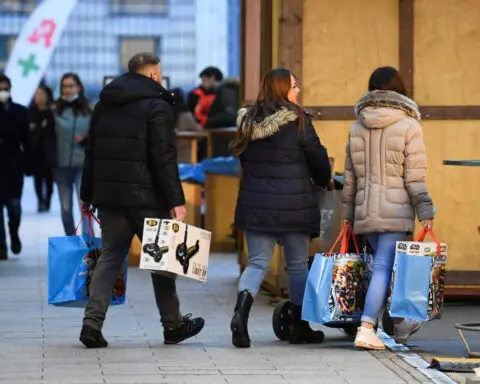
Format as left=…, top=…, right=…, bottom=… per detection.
left=83, top=207, right=183, bottom=330
left=34, top=167, right=53, bottom=207
left=0, top=198, right=21, bottom=245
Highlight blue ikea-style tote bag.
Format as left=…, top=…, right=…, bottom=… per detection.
left=48, top=213, right=127, bottom=307
left=388, top=228, right=447, bottom=321
left=302, top=225, right=371, bottom=325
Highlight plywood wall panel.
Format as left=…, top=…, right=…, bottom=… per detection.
left=243, top=0, right=262, bottom=103
left=414, top=0, right=480, bottom=105
left=302, top=0, right=398, bottom=106
left=314, top=119, right=480, bottom=272
left=420, top=121, right=480, bottom=271
left=313, top=121, right=353, bottom=173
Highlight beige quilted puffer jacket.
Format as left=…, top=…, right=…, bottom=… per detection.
left=342, top=90, right=434, bottom=234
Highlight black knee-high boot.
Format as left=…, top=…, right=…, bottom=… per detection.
left=230, top=290, right=253, bottom=348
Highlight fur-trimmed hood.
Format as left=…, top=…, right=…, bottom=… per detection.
left=236, top=107, right=298, bottom=141
left=355, top=90, right=420, bottom=129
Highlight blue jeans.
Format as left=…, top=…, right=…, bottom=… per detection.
left=239, top=230, right=310, bottom=305
left=362, top=232, right=406, bottom=324
left=54, top=167, right=88, bottom=236
left=0, top=198, right=21, bottom=245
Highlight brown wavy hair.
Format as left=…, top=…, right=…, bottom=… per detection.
left=231, top=68, right=304, bottom=156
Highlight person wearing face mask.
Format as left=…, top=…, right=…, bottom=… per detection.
left=79, top=52, right=204, bottom=348
left=0, top=74, right=33, bottom=260
left=53, top=73, right=92, bottom=236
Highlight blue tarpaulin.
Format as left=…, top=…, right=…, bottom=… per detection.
left=178, top=157, right=239, bottom=184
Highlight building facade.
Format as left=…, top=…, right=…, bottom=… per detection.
left=0, top=0, right=240, bottom=100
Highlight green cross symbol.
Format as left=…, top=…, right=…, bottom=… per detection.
left=18, top=54, right=39, bottom=77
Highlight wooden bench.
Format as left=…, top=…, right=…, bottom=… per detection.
left=205, top=127, right=237, bottom=158
left=176, top=130, right=208, bottom=164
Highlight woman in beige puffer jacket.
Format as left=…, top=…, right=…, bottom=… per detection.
left=342, top=67, right=434, bottom=350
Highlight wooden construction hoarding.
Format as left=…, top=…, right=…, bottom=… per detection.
left=241, top=0, right=480, bottom=296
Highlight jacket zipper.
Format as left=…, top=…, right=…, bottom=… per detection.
left=69, top=115, right=77, bottom=168
left=366, top=130, right=372, bottom=214
left=378, top=129, right=385, bottom=214
left=379, top=129, right=385, bottom=185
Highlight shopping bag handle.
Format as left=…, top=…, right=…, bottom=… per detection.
left=74, top=211, right=100, bottom=236
left=342, top=227, right=360, bottom=255
left=416, top=227, right=442, bottom=256
left=327, top=224, right=360, bottom=256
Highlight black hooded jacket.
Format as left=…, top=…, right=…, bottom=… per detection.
left=80, top=72, right=185, bottom=212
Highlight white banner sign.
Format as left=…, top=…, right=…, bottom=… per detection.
left=5, top=0, right=79, bottom=106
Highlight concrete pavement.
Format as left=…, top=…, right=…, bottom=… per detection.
left=0, top=180, right=469, bottom=384
left=406, top=303, right=480, bottom=383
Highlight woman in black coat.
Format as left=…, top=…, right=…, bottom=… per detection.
left=230, top=68, right=332, bottom=348
left=29, top=84, right=56, bottom=212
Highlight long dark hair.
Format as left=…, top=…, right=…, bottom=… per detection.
left=30, top=83, right=54, bottom=110
left=55, top=72, right=92, bottom=116
left=231, top=68, right=304, bottom=156
left=368, top=66, right=407, bottom=96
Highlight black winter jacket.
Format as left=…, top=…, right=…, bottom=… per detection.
left=205, top=79, right=240, bottom=128
left=234, top=106, right=331, bottom=237
left=29, top=106, right=57, bottom=171
left=80, top=73, right=185, bottom=212
left=0, top=101, right=32, bottom=201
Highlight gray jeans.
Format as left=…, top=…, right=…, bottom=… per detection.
left=83, top=208, right=183, bottom=330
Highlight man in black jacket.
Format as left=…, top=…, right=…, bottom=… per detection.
left=0, top=74, right=32, bottom=260
left=79, top=53, right=205, bottom=348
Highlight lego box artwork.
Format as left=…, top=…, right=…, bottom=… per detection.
left=139, top=218, right=211, bottom=282
left=327, top=254, right=370, bottom=323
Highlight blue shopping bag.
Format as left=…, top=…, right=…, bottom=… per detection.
left=303, top=224, right=370, bottom=324
left=302, top=253, right=334, bottom=324
left=47, top=214, right=128, bottom=307
left=389, top=228, right=446, bottom=321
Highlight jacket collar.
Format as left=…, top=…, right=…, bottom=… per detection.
left=236, top=107, right=298, bottom=141
left=355, top=90, right=421, bottom=121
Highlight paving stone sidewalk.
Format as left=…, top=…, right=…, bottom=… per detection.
left=0, top=181, right=438, bottom=384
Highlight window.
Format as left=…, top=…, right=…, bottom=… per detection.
left=0, top=0, right=37, bottom=14
left=111, top=0, right=168, bottom=15
left=0, top=36, right=16, bottom=71
left=120, top=38, right=160, bottom=71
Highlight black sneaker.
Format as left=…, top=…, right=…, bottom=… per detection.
left=0, top=244, right=7, bottom=260
left=10, top=233, right=21, bottom=255
left=164, top=314, right=205, bottom=345
left=79, top=325, right=108, bottom=348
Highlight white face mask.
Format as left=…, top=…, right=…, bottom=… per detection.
left=0, top=90, right=10, bottom=103
left=62, top=94, right=79, bottom=103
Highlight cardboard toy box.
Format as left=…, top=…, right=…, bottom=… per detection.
left=139, top=218, right=211, bottom=282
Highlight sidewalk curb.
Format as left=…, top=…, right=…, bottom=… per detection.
left=378, top=330, right=459, bottom=384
